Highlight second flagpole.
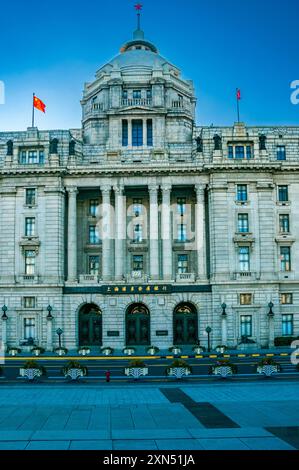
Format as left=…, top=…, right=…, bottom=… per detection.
left=32, top=93, right=35, bottom=127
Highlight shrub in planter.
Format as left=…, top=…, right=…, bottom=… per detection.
left=78, top=347, right=91, bottom=356
left=123, top=347, right=136, bottom=356
left=62, top=361, right=88, bottom=380
left=31, top=346, right=45, bottom=356
left=125, top=360, right=148, bottom=379
left=20, top=360, right=46, bottom=380
left=193, top=345, right=206, bottom=354
left=210, top=359, right=237, bottom=376
left=215, top=345, right=227, bottom=354
left=101, top=347, right=114, bottom=356
left=147, top=346, right=160, bottom=355
left=7, top=347, right=21, bottom=356
left=54, top=347, right=68, bottom=356
left=166, top=359, right=192, bottom=379
left=257, top=357, right=281, bottom=376
left=168, top=346, right=182, bottom=355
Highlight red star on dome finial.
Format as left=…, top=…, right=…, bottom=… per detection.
left=135, top=3, right=143, bottom=11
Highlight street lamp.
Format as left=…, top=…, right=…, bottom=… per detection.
left=1, top=305, right=8, bottom=321
left=221, top=303, right=227, bottom=316
left=205, top=326, right=212, bottom=352
left=46, top=305, right=53, bottom=320
left=268, top=301, right=274, bottom=318
left=56, top=328, right=63, bottom=348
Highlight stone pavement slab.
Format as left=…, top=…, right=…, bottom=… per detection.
left=113, top=440, right=158, bottom=450
left=187, top=427, right=273, bottom=439
left=198, top=438, right=250, bottom=450
left=31, top=430, right=110, bottom=440
left=25, top=440, right=70, bottom=450
left=69, top=440, right=113, bottom=450
left=155, top=439, right=204, bottom=450
left=111, top=429, right=192, bottom=439
left=240, top=437, right=295, bottom=450
left=0, top=441, right=28, bottom=450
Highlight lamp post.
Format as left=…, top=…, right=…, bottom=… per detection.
left=46, top=305, right=53, bottom=351
left=1, top=305, right=8, bottom=321
left=268, top=302, right=274, bottom=318
left=1, top=305, right=8, bottom=350
left=205, top=326, right=212, bottom=352
left=268, top=302, right=275, bottom=348
left=56, top=328, right=63, bottom=349
left=221, top=303, right=227, bottom=346
left=47, top=305, right=53, bottom=321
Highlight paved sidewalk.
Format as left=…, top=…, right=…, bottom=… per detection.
left=0, top=380, right=298, bottom=450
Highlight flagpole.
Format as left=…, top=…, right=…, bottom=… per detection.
left=236, top=88, right=240, bottom=123
left=32, top=93, right=35, bottom=127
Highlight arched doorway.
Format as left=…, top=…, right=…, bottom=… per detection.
left=173, top=303, right=198, bottom=345
left=126, top=303, right=150, bottom=346
left=79, top=304, right=102, bottom=346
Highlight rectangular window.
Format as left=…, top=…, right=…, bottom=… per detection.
left=89, top=255, right=99, bottom=275
left=133, top=255, right=143, bottom=271
left=122, top=120, right=128, bottom=147
left=246, top=146, right=252, bottom=159
left=89, top=199, right=99, bottom=217
left=235, top=146, right=245, bottom=159
left=178, top=224, right=187, bottom=242
left=237, top=185, right=248, bottom=202
left=25, top=250, right=36, bottom=275
left=147, top=119, right=153, bottom=146
left=279, top=214, right=290, bottom=233
left=25, top=188, right=36, bottom=206
left=24, top=318, right=36, bottom=340
left=39, top=151, right=44, bottom=164
left=146, top=89, right=152, bottom=100
left=133, top=224, right=143, bottom=243
left=277, top=146, right=286, bottom=161
left=132, top=120, right=143, bottom=147
left=23, top=297, right=36, bottom=308
left=89, top=225, right=100, bottom=244
left=282, top=314, right=293, bottom=336
left=228, top=146, right=234, bottom=159
left=20, top=150, right=44, bottom=164
left=240, top=315, right=252, bottom=337
left=278, top=185, right=289, bottom=202
left=122, top=89, right=128, bottom=99
left=177, top=197, right=186, bottom=216
left=28, top=151, right=38, bottom=164
left=25, top=217, right=35, bottom=237
left=239, top=246, right=250, bottom=271
left=177, top=254, right=188, bottom=274
left=280, top=293, right=293, bottom=305
left=133, top=199, right=142, bottom=217
left=238, top=213, right=249, bottom=233
left=280, top=246, right=291, bottom=272
left=240, top=293, right=252, bottom=305
left=133, top=90, right=141, bottom=99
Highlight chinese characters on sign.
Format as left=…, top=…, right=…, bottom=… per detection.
left=103, top=285, right=171, bottom=295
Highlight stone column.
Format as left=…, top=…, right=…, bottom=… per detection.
left=195, top=184, right=206, bottom=280
left=67, top=187, right=78, bottom=282
left=128, top=119, right=132, bottom=147
left=46, top=316, right=53, bottom=351
left=1, top=317, right=7, bottom=351
left=142, top=118, right=147, bottom=147
left=149, top=185, right=159, bottom=280
left=268, top=316, right=275, bottom=348
left=161, top=184, right=172, bottom=280
left=221, top=315, right=228, bottom=345
left=114, top=184, right=126, bottom=281
left=101, top=185, right=112, bottom=281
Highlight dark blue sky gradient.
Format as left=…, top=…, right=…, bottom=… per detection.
left=0, top=0, right=298, bottom=130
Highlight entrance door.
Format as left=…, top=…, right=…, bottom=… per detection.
left=173, top=303, right=198, bottom=345
left=126, top=304, right=150, bottom=346
left=79, top=304, right=102, bottom=346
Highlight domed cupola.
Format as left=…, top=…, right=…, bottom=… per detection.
left=120, top=28, right=158, bottom=54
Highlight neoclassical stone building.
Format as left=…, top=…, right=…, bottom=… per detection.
left=0, top=26, right=298, bottom=352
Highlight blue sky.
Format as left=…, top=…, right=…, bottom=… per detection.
left=0, top=0, right=298, bottom=131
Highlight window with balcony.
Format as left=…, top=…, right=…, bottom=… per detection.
left=178, top=224, right=187, bottom=242
left=24, top=318, right=36, bottom=340
left=25, top=217, right=36, bottom=237
left=280, top=246, right=291, bottom=272
left=25, top=250, right=36, bottom=275
left=133, top=224, right=143, bottom=243
left=133, top=90, right=141, bottom=99
left=238, top=213, right=249, bottom=233
left=122, top=89, right=128, bottom=100
left=147, top=119, right=153, bottom=146
left=239, top=246, right=250, bottom=271
left=177, top=254, right=189, bottom=274
left=132, top=120, right=143, bottom=147
left=282, top=314, right=293, bottom=336
left=89, top=199, right=99, bottom=217
left=228, top=145, right=253, bottom=159
left=89, top=226, right=100, bottom=245
left=277, top=145, right=286, bottom=161
left=279, top=214, right=290, bottom=233
left=23, top=297, right=36, bottom=308
left=240, top=293, right=252, bottom=305
left=133, top=199, right=142, bottom=217
left=20, top=149, right=44, bottom=164
left=278, top=185, right=289, bottom=202
left=25, top=188, right=36, bottom=206
left=89, top=255, right=100, bottom=275
left=237, top=185, right=248, bottom=202
left=280, top=293, right=293, bottom=305
left=122, top=120, right=128, bottom=147
left=177, top=198, right=186, bottom=216
left=240, top=315, right=252, bottom=337
left=133, top=255, right=143, bottom=271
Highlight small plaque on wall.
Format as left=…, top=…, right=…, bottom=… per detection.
left=156, top=330, right=168, bottom=337
left=107, top=331, right=120, bottom=337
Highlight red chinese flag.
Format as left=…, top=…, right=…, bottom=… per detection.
left=33, top=96, right=46, bottom=113
left=236, top=89, right=241, bottom=101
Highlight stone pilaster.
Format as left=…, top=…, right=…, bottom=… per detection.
left=46, top=316, right=53, bottom=351
left=101, top=185, right=112, bottom=281
left=114, top=184, right=126, bottom=281
left=149, top=185, right=159, bottom=280
left=195, top=184, right=206, bottom=280
left=161, top=184, right=172, bottom=280
left=67, top=187, right=78, bottom=282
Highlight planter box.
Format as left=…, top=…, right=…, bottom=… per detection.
left=257, top=365, right=279, bottom=377
left=78, top=349, right=90, bottom=356
left=213, top=366, right=233, bottom=378
left=20, top=368, right=42, bottom=381
left=167, top=367, right=191, bottom=379
left=55, top=349, right=67, bottom=356
left=147, top=348, right=159, bottom=356
left=123, top=349, right=135, bottom=356
left=64, top=368, right=84, bottom=380
left=124, top=368, right=148, bottom=379
left=169, top=348, right=182, bottom=355
left=102, top=349, right=113, bottom=356
left=193, top=347, right=205, bottom=355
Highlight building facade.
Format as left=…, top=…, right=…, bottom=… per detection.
left=0, top=27, right=299, bottom=352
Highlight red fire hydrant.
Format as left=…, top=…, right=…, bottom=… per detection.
left=105, top=370, right=111, bottom=383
